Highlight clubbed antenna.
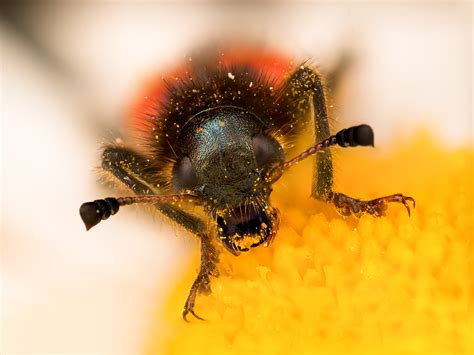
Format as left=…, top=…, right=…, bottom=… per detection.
left=335, top=124, right=374, bottom=147
left=79, top=194, right=200, bottom=231
left=266, top=124, right=374, bottom=182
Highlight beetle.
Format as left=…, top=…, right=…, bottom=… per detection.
left=79, top=47, right=414, bottom=321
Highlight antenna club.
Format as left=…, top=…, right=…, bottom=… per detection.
left=79, top=198, right=120, bottom=231
left=336, top=124, right=374, bottom=147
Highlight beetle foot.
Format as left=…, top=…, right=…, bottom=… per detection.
left=182, top=307, right=205, bottom=322
left=182, top=284, right=207, bottom=322
left=333, top=192, right=415, bottom=218
left=182, top=269, right=214, bottom=322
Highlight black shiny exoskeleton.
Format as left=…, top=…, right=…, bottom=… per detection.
left=79, top=48, right=414, bottom=320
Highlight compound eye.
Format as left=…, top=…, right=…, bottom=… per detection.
left=172, top=156, right=198, bottom=192
left=252, top=134, right=283, bottom=169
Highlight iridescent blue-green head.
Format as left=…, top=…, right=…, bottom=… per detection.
left=172, top=107, right=284, bottom=254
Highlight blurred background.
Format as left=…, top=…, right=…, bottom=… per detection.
left=1, top=1, right=471, bottom=354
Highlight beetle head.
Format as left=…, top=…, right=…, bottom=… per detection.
left=172, top=107, right=284, bottom=253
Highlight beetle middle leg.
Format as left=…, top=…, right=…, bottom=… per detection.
left=101, top=146, right=219, bottom=320
left=283, top=67, right=415, bottom=217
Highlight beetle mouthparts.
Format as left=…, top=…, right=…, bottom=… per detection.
left=215, top=205, right=276, bottom=252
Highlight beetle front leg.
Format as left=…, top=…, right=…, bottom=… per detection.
left=99, top=146, right=220, bottom=320
left=284, top=66, right=335, bottom=201
left=284, top=67, right=415, bottom=217
left=333, top=192, right=415, bottom=218
left=101, top=146, right=209, bottom=235
left=183, top=235, right=219, bottom=321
